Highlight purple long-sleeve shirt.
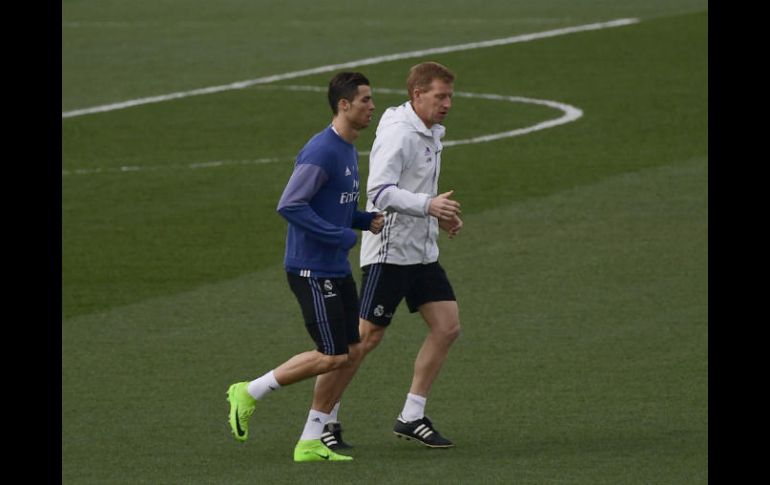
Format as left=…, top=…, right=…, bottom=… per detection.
left=277, top=126, right=374, bottom=277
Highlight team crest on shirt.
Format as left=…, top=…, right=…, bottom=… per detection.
left=373, top=305, right=384, bottom=317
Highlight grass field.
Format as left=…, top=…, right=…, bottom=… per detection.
left=62, top=1, right=708, bottom=483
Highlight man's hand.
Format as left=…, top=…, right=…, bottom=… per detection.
left=429, top=190, right=461, bottom=220
left=439, top=214, right=463, bottom=239
left=369, top=212, right=385, bottom=234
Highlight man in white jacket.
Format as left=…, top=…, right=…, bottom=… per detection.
left=314, top=61, right=463, bottom=449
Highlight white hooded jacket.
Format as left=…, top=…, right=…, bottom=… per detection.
left=360, top=101, right=446, bottom=266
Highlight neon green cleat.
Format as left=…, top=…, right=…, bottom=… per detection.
left=293, top=439, right=353, bottom=462
left=226, top=382, right=257, bottom=442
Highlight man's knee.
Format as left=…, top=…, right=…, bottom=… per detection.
left=345, top=342, right=364, bottom=365
left=317, top=353, right=349, bottom=373
left=359, top=319, right=386, bottom=353
left=422, top=301, right=461, bottom=343
left=443, top=321, right=461, bottom=342
left=430, top=317, right=460, bottom=343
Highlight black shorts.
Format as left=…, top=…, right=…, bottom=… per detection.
left=287, top=272, right=361, bottom=356
left=358, top=262, right=456, bottom=327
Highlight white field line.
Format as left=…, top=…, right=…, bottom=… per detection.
left=62, top=157, right=283, bottom=176
left=62, top=85, right=582, bottom=176
left=61, top=18, right=638, bottom=119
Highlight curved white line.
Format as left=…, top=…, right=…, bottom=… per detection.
left=62, top=86, right=582, bottom=176
left=254, top=85, right=583, bottom=148
left=372, top=87, right=583, bottom=147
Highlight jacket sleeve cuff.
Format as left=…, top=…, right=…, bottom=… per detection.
left=423, top=196, right=433, bottom=217
left=352, top=211, right=375, bottom=230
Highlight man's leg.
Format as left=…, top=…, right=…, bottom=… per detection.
left=408, top=300, right=461, bottom=398
left=294, top=274, right=364, bottom=461
left=228, top=273, right=353, bottom=446
left=313, top=263, right=403, bottom=447
left=275, top=350, right=349, bottom=387
left=313, top=319, right=387, bottom=411
left=312, top=319, right=387, bottom=449
left=392, top=300, right=459, bottom=448
left=315, top=262, right=401, bottom=429
left=227, top=350, right=349, bottom=443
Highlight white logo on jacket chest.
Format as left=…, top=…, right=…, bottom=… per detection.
left=339, top=191, right=359, bottom=204
left=339, top=178, right=359, bottom=204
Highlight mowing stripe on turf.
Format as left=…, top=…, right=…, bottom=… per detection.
left=61, top=18, right=638, bottom=119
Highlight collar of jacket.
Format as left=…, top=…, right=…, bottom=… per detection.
left=403, top=101, right=446, bottom=140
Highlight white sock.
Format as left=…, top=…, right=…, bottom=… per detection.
left=328, top=401, right=341, bottom=423
left=399, top=393, right=427, bottom=422
left=247, top=370, right=281, bottom=400
left=300, top=409, right=331, bottom=441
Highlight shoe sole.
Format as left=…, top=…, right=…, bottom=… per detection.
left=294, top=454, right=354, bottom=463
left=393, top=431, right=454, bottom=448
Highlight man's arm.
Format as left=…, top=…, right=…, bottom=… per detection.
left=351, top=210, right=384, bottom=234
left=367, top=128, right=460, bottom=219
left=366, top=131, right=432, bottom=216
left=352, top=211, right=384, bottom=233
left=277, top=163, right=357, bottom=249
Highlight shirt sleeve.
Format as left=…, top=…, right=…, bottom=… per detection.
left=276, top=163, right=356, bottom=248
left=366, top=127, right=431, bottom=217
left=351, top=210, right=376, bottom=230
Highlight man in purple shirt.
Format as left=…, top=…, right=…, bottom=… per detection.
left=226, top=72, right=383, bottom=462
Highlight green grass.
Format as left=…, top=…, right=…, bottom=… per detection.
left=62, top=159, right=707, bottom=483
left=63, top=1, right=707, bottom=483
left=62, top=0, right=706, bottom=111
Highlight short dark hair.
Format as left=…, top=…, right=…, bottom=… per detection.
left=328, top=72, right=370, bottom=115
left=406, top=62, right=455, bottom=101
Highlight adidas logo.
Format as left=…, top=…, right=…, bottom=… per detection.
left=345, top=166, right=352, bottom=176
left=414, top=423, right=435, bottom=438
left=321, top=431, right=338, bottom=447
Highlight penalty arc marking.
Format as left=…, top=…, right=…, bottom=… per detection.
left=62, top=86, right=582, bottom=176
left=268, top=85, right=584, bottom=152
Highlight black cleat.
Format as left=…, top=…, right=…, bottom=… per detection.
left=393, top=416, right=454, bottom=448
left=321, top=421, right=353, bottom=450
